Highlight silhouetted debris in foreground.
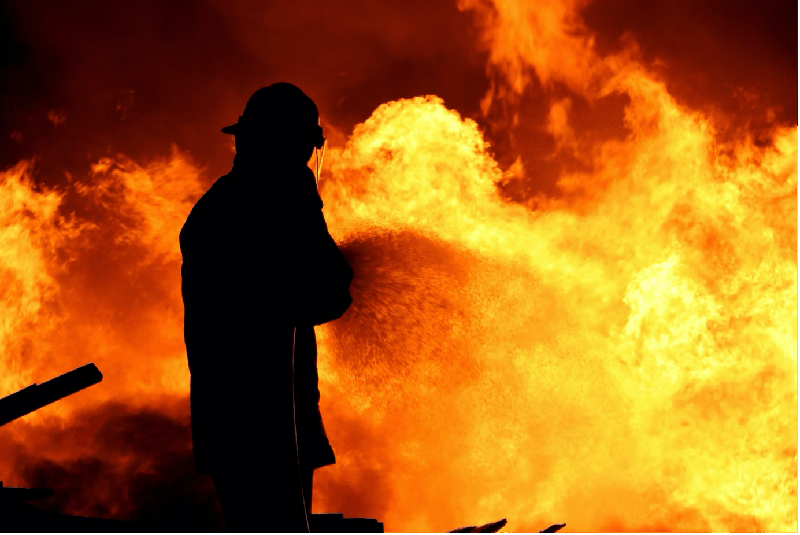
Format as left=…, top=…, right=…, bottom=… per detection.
left=310, top=513, right=384, bottom=532
left=2, top=497, right=145, bottom=532
left=0, top=482, right=54, bottom=501
left=0, top=363, right=140, bottom=531
left=0, top=363, right=102, bottom=427
left=539, top=522, right=567, bottom=532
left=448, top=518, right=508, bottom=532
left=448, top=518, right=566, bottom=533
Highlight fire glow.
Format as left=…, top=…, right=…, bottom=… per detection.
left=0, top=0, right=796, bottom=532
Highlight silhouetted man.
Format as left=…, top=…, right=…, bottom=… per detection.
left=180, top=83, right=353, bottom=532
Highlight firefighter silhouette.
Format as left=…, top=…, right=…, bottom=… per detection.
left=180, top=83, right=353, bottom=532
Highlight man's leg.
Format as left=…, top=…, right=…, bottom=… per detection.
left=208, top=324, right=308, bottom=532
left=212, top=463, right=309, bottom=533
left=212, top=470, right=248, bottom=532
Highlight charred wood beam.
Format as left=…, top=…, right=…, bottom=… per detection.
left=310, top=513, right=384, bottom=533
left=2, top=500, right=147, bottom=533
left=0, top=363, right=103, bottom=427
left=448, top=518, right=508, bottom=533
left=448, top=519, right=565, bottom=533
left=0, top=481, right=54, bottom=502
left=540, top=523, right=566, bottom=533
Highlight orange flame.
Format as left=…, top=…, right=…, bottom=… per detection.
left=311, top=83, right=796, bottom=531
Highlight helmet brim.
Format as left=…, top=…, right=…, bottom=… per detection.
left=221, top=123, right=239, bottom=135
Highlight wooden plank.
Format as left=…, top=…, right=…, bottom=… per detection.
left=0, top=363, right=103, bottom=427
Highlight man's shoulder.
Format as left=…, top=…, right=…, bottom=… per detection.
left=285, top=167, right=323, bottom=211
left=180, top=173, right=233, bottom=244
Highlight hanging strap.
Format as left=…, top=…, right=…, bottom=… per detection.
left=292, top=326, right=310, bottom=532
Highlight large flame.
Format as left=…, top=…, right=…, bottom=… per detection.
left=312, top=83, right=796, bottom=531
left=0, top=0, right=795, bottom=532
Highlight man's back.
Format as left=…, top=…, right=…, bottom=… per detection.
left=181, top=159, right=339, bottom=466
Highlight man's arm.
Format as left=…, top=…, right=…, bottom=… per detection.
left=290, top=198, right=353, bottom=326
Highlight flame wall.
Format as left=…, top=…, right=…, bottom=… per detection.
left=0, top=0, right=796, bottom=531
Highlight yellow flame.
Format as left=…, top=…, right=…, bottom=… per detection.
left=314, top=67, right=796, bottom=530
left=83, top=145, right=204, bottom=264
left=0, top=161, right=80, bottom=396
left=0, top=149, right=203, bottom=421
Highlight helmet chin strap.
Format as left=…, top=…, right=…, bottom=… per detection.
left=314, top=139, right=326, bottom=189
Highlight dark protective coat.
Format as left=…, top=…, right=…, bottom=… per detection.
left=179, top=158, right=352, bottom=475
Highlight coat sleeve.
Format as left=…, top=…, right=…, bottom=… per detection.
left=289, top=199, right=353, bottom=326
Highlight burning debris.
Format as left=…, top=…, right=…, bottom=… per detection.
left=0, top=363, right=387, bottom=532
left=0, top=363, right=102, bottom=427
left=447, top=518, right=565, bottom=533
left=0, top=363, right=141, bottom=530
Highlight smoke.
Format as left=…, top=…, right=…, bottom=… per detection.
left=5, top=0, right=792, bottom=195
left=2, top=401, right=223, bottom=531
left=581, top=0, right=797, bottom=137
left=457, top=0, right=797, bottom=197
left=0, top=0, right=489, bottom=188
